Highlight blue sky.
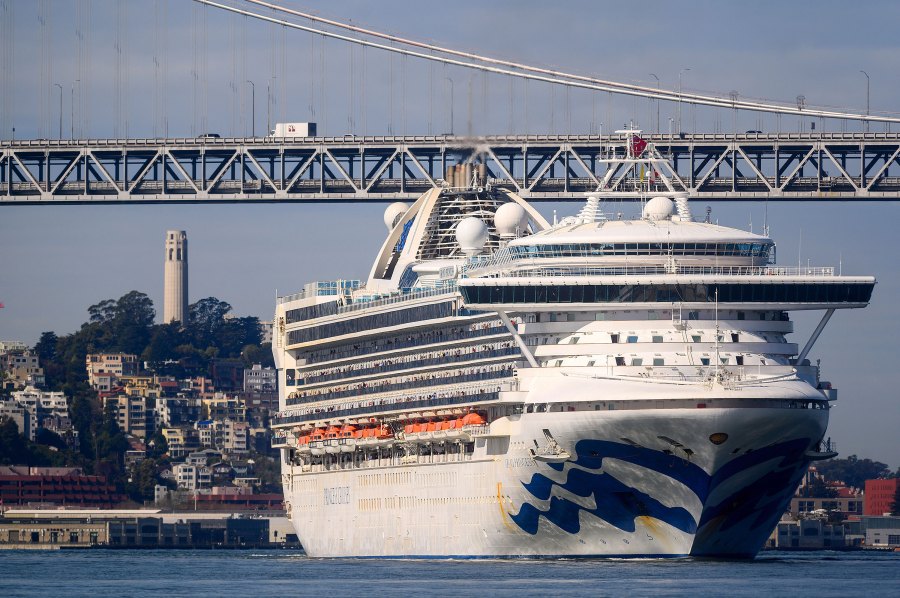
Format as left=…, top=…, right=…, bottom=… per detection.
left=1, top=1, right=899, bottom=468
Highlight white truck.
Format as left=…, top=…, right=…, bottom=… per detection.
left=269, top=122, right=317, bottom=137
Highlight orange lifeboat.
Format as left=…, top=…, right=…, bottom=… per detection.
left=339, top=424, right=357, bottom=453
left=373, top=424, right=394, bottom=447
left=309, top=428, right=327, bottom=456
left=462, top=412, right=486, bottom=426
left=324, top=425, right=342, bottom=454
left=444, top=418, right=466, bottom=440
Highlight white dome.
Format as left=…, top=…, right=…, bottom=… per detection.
left=455, top=217, right=489, bottom=256
left=383, top=202, right=410, bottom=231
left=643, top=196, right=675, bottom=221
left=494, top=202, right=528, bottom=238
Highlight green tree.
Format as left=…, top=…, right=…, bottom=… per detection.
left=0, top=419, right=31, bottom=465
left=241, top=343, right=275, bottom=368
left=815, top=455, right=890, bottom=489
left=125, top=459, right=162, bottom=503
left=189, top=297, right=233, bottom=348
left=891, top=484, right=900, bottom=516
left=35, top=331, right=66, bottom=390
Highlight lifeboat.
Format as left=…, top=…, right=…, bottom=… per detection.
left=423, top=420, right=440, bottom=442
left=459, top=412, right=487, bottom=441
left=339, top=424, right=358, bottom=453
left=296, top=434, right=312, bottom=455
left=309, top=428, right=327, bottom=456
left=324, top=425, right=342, bottom=454
left=406, top=422, right=427, bottom=443
left=357, top=427, right=376, bottom=448
left=373, top=424, right=394, bottom=447
left=443, top=418, right=466, bottom=441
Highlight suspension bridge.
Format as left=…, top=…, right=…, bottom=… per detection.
left=2, top=0, right=899, bottom=204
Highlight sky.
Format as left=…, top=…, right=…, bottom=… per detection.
left=1, top=0, right=899, bottom=468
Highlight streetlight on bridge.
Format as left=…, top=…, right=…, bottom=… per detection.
left=53, top=83, right=62, bottom=140
left=445, top=77, right=454, bottom=135
left=245, top=80, right=255, bottom=137
left=678, top=68, right=691, bottom=134
left=649, top=74, right=660, bottom=134
left=859, top=70, right=870, bottom=133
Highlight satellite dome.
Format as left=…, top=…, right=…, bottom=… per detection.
left=643, top=196, right=675, bottom=221
left=494, top=203, right=528, bottom=238
left=383, top=202, right=410, bottom=231
left=455, top=217, right=489, bottom=256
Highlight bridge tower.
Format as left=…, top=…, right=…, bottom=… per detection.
left=164, top=230, right=189, bottom=324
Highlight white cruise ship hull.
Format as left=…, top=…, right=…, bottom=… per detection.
left=284, top=404, right=826, bottom=558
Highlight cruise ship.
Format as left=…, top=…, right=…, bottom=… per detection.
left=271, top=147, right=874, bottom=558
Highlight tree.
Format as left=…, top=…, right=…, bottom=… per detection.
left=113, top=291, right=156, bottom=354
left=806, top=475, right=837, bottom=498
left=815, top=455, right=890, bottom=489
left=34, top=331, right=64, bottom=389
left=241, top=343, right=275, bottom=368
left=0, top=419, right=31, bottom=465
left=891, top=484, right=900, bottom=516
left=189, top=297, right=233, bottom=349
left=125, top=459, right=162, bottom=503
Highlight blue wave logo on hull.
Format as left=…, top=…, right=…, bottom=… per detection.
left=510, top=437, right=811, bottom=544
left=511, top=467, right=697, bottom=535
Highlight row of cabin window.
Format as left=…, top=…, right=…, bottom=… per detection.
left=509, top=242, right=773, bottom=258
left=286, top=301, right=456, bottom=345
left=460, top=282, right=873, bottom=304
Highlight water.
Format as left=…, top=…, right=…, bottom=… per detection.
left=1, top=550, right=897, bottom=597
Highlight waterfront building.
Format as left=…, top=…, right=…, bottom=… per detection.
left=0, top=351, right=44, bottom=389
left=862, top=515, right=900, bottom=547
left=0, top=466, right=123, bottom=507
left=205, top=393, right=247, bottom=422
left=172, top=463, right=212, bottom=491
left=156, top=396, right=202, bottom=428
left=103, top=394, right=156, bottom=438
left=0, top=340, right=27, bottom=354
left=161, top=427, right=200, bottom=459
left=5, top=385, right=69, bottom=440
left=86, top=353, right=138, bottom=390
left=864, top=479, right=900, bottom=516
left=769, top=518, right=847, bottom=549
left=243, top=363, right=276, bottom=394
left=258, top=320, right=274, bottom=344
left=163, top=230, right=189, bottom=324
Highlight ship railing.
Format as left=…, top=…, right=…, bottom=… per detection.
left=336, top=284, right=459, bottom=314
left=275, top=380, right=519, bottom=425
left=299, top=345, right=520, bottom=385
left=286, top=367, right=515, bottom=406
left=465, top=265, right=837, bottom=279
left=273, top=391, right=503, bottom=427
left=301, top=324, right=509, bottom=366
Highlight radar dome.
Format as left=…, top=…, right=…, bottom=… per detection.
left=383, top=202, right=410, bottom=231
left=494, top=202, right=528, bottom=238
left=455, top=217, right=489, bottom=256
left=643, top=196, right=675, bottom=221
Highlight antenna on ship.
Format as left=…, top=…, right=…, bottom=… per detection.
left=714, top=287, right=720, bottom=380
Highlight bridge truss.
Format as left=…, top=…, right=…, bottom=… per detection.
left=2, top=132, right=899, bottom=204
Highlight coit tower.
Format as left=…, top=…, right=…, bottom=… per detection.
left=163, top=230, right=188, bottom=324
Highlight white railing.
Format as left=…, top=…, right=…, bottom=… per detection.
left=336, top=284, right=459, bottom=314
left=464, top=264, right=836, bottom=279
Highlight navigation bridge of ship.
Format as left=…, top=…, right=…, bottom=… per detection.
left=2, top=132, right=899, bottom=204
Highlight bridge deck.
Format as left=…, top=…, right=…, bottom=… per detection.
left=2, top=133, right=899, bottom=203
